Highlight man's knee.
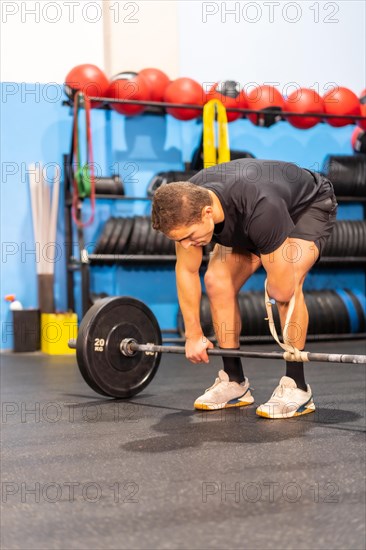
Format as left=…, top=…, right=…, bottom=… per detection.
left=204, top=270, right=235, bottom=299
left=267, top=280, right=295, bottom=304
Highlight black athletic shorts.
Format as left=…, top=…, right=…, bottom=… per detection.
left=289, top=192, right=338, bottom=259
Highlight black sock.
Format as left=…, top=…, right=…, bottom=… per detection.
left=285, top=361, right=307, bottom=391
left=221, top=348, right=245, bottom=383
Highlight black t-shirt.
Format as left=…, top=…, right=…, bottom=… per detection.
left=189, top=159, right=333, bottom=254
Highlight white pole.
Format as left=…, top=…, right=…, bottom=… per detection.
left=48, top=164, right=61, bottom=275
left=28, top=163, right=40, bottom=274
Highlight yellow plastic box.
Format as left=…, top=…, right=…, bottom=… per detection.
left=41, top=313, right=78, bottom=355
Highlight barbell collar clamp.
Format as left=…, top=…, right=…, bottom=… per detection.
left=120, top=338, right=138, bottom=357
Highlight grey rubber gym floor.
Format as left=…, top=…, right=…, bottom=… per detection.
left=1, top=339, right=365, bottom=550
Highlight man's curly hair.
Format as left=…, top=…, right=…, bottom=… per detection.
left=151, top=182, right=212, bottom=234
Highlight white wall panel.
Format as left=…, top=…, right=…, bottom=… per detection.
left=177, top=1, right=366, bottom=94
left=1, top=0, right=105, bottom=83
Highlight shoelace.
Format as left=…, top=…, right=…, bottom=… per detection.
left=205, top=378, right=249, bottom=394
left=204, top=378, right=221, bottom=393
left=271, top=385, right=295, bottom=399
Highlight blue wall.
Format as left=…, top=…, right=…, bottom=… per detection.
left=1, top=83, right=364, bottom=349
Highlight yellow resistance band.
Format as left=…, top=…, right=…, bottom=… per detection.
left=203, top=99, right=230, bottom=167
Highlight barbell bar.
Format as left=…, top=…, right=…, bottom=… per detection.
left=119, top=339, right=366, bottom=365
left=68, top=296, right=366, bottom=400
left=68, top=337, right=366, bottom=364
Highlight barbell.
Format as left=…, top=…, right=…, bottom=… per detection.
left=68, top=296, right=366, bottom=399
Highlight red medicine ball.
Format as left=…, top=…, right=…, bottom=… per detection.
left=323, top=86, right=361, bottom=127
left=207, top=81, right=248, bottom=122
left=357, top=88, right=366, bottom=130
left=164, top=78, right=205, bottom=121
left=285, top=88, right=324, bottom=129
left=107, top=73, right=151, bottom=116
left=64, top=64, right=109, bottom=107
left=139, top=68, right=170, bottom=102
left=246, top=85, right=284, bottom=127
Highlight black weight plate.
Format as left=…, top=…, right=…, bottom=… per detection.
left=249, top=292, right=264, bottom=336
left=335, top=222, right=343, bottom=255
left=150, top=228, right=161, bottom=255
left=239, top=293, right=253, bottom=336
left=351, top=222, right=362, bottom=256
left=202, top=294, right=215, bottom=338
left=340, top=221, right=347, bottom=257
left=104, top=217, right=118, bottom=255
left=137, top=217, right=151, bottom=255
left=345, top=290, right=366, bottom=332
left=154, top=230, right=165, bottom=255
left=311, top=291, right=325, bottom=334
left=236, top=293, right=244, bottom=335
left=160, top=232, right=170, bottom=255
left=330, top=222, right=343, bottom=256
left=350, top=221, right=360, bottom=256
left=359, top=222, right=366, bottom=255
left=345, top=221, right=353, bottom=256
left=154, top=228, right=164, bottom=255
left=115, top=218, right=134, bottom=255
left=236, top=293, right=245, bottom=336
left=246, top=293, right=260, bottom=336
left=76, top=297, right=162, bottom=398
left=355, top=222, right=363, bottom=256
left=160, top=233, right=170, bottom=255
left=332, top=222, right=341, bottom=256
left=347, top=221, right=357, bottom=256
left=101, top=217, right=118, bottom=255
left=328, top=290, right=349, bottom=334
left=146, top=173, right=167, bottom=198
left=108, top=218, right=125, bottom=255
left=127, top=217, right=142, bottom=255
left=304, top=292, right=320, bottom=335
left=314, top=291, right=330, bottom=334
left=145, top=223, right=157, bottom=255
left=94, top=217, right=116, bottom=255
left=317, top=291, right=338, bottom=334
left=254, top=291, right=269, bottom=336
left=318, top=290, right=334, bottom=333
left=355, top=221, right=364, bottom=256
left=324, top=222, right=337, bottom=257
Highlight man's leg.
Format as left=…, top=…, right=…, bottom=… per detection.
left=257, top=238, right=318, bottom=418
left=193, top=246, right=261, bottom=410
left=268, top=238, right=318, bottom=389
left=204, top=246, right=262, bottom=381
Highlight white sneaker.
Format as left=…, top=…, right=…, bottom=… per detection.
left=256, top=376, right=315, bottom=419
left=194, top=370, right=254, bottom=411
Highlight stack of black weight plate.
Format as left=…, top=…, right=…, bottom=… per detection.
left=93, top=217, right=135, bottom=256
left=323, top=220, right=366, bottom=256
left=92, top=217, right=366, bottom=260
left=322, top=155, right=366, bottom=196
left=177, top=290, right=366, bottom=338
left=92, top=217, right=216, bottom=258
